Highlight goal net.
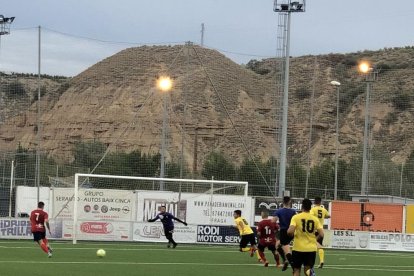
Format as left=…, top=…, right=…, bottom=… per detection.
left=51, top=173, right=252, bottom=244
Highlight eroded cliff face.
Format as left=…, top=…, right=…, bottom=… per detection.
left=1, top=45, right=413, bottom=166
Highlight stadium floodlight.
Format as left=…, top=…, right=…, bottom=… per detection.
left=157, top=76, right=173, bottom=190
left=330, top=80, right=341, bottom=200
left=0, top=15, right=15, bottom=35
left=358, top=61, right=377, bottom=196
left=157, top=76, right=172, bottom=92
left=358, top=61, right=372, bottom=74
left=0, top=15, right=15, bottom=125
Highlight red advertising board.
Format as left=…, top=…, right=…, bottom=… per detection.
left=330, top=201, right=403, bottom=232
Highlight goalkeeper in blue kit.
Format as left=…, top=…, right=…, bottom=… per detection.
left=148, top=205, right=188, bottom=248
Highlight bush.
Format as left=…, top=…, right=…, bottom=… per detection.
left=342, top=56, right=358, bottom=66
left=295, top=87, right=311, bottom=100
left=392, top=93, right=411, bottom=111
left=339, top=84, right=365, bottom=113
left=57, top=82, right=70, bottom=95
left=33, top=86, right=47, bottom=102
left=375, top=62, right=391, bottom=71
left=384, top=112, right=398, bottom=125
left=246, top=59, right=270, bottom=75
left=3, top=81, right=26, bottom=98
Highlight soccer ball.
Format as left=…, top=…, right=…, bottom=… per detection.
left=97, top=249, right=106, bottom=258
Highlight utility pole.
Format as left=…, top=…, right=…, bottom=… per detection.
left=200, top=23, right=205, bottom=47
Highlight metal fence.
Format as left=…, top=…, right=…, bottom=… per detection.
left=0, top=27, right=413, bottom=207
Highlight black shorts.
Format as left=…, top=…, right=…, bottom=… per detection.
left=258, top=242, right=276, bottom=252
left=292, top=251, right=316, bottom=269
left=164, top=227, right=174, bottom=234
left=275, top=231, right=280, bottom=240
left=240, top=233, right=256, bottom=248
left=279, top=229, right=293, bottom=246
left=32, top=231, right=46, bottom=242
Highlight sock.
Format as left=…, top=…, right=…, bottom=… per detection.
left=40, top=241, right=48, bottom=253
left=256, top=250, right=261, bottom=260
left=42, top=238, right=49, bottom=248
left=258, top=250, right=266, bottom=262
left=241, top=247, right=250, bottom=252
left=318, top=248, right=325, bottom=264
left=273, top=252, right=280, bottom=265
left=277, top=246, right=286, bottom=262
left=286, top=252, right=293, bottom=267
left=167, top=234, right=177, bottom=246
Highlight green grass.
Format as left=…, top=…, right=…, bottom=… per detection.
left=0, top=240, right=413, bottom=275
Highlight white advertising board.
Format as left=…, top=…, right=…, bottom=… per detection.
left=328, top=230, right=370, bottom=250
left=15, top=186, right=50, bottom=216
left=0, top=218, right=63, bottom=239
left=52, top=188, right=134, bottom=221
left=62, top=220, right=131, bottom=241
left=136, top=191, right=254, bottom=226
left=133, top=222, right=197, bottom=243
left=369, top=233, right=414, bottom=251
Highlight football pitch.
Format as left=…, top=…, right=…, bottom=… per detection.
left=0, top=240, right=413, bottom=276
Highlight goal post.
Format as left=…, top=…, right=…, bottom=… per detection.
left=69, top=173, right=250, bottom=244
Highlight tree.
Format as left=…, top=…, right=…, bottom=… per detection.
left=294, top=87, right=311, bottom=100
left=246, top=59, right=271, bottom=75
left=166, top=159, right=187, bottom=179
left=392, top=93, right=411, bottom=111
left=286, top=159, right=307, bottom=198
left=400, top=151, right=414, bottom=197
left=307, top=159, right=335, bottom=199
left=72, top=140, right=107, bottom=168
left=3, top=81, right=26, bottom=98
left=344, top=156, right=362, bottom=198
left=202, top=152, right=236, bottom=181
left=367, top=148, right=400, bottom=196
left=238, top=157, right=273, bottom=196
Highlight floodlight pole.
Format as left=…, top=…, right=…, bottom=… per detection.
left=36, top=26, right=41, bottom=203
left=330, top=81, right=341, bottom=200
left=160, top=94, right=168, bottom=190
left=361, top=80, right=370, bottom=195
left=278, top=12, right=291, bottom=198
left=361, top=78, right=372, bottom=196
left=359, top=63, right=376, bottom=196
left=273, top=1, right=305, bottom=197
left=334, top=85, right=340, bottom=200
left=158, top=77, right=172, bottom=191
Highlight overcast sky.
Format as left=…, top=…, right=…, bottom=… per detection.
left=1, top=0, right=414, bottom=76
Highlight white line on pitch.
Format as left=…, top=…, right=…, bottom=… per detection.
left=0, top=261, right=259, bottom=266
left=0, top=246, right=243, bottom=253
left=327, top=266, right=414, bottom=272
left=1, top=245, right=414, bottom=259
left=0, top=260, right=413, bottom=272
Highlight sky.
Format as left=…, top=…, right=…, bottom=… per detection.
left=1, top=0, right=414, bottom=76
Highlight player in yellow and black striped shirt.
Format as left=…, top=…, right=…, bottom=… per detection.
left=310, top=196, right=330, bottom=268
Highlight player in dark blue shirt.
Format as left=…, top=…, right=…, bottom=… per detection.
left=148, top=205, right=188, bottom=248
left=273, top=196, right=297, bottom=271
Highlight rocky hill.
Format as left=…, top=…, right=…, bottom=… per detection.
left=1, top=45, right=414, bottom=168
